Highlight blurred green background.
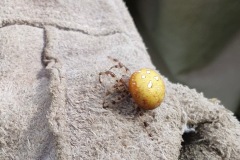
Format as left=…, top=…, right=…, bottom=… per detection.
left=124, top=0, right=240, bottom=119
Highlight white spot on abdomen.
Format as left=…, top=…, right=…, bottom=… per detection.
left=148, top=81, right=152, bottom=88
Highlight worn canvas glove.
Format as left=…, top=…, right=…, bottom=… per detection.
left=0, top=0, right=240, bottom=159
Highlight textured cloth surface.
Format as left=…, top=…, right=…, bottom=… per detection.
left=0, top=1, right=240, bottom=160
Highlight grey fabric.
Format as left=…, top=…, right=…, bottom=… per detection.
left=0, top=1, right=240, bottom=159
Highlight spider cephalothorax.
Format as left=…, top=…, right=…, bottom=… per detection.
left=99, top=56, right=165, bottom=110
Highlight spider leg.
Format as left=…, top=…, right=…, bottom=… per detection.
left=103, top=89, right=130, bottom=108
left=107, top=56, right=121, bottom=63
left=107, top=56, right=131, bottom=75
left=109, top=64, right=130, bottom=74
left=102, top=80, right=130, bottom=108
left=99, top=70, right=117, bottom=84
left=113, top=81, right=125, bottom=91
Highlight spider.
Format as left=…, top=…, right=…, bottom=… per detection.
left=99, top=56, right=165, bottom=110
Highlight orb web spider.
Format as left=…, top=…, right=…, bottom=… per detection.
left=99, top=56, right=165, bottom=110
left=99, top=56, right=165, bottom=138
